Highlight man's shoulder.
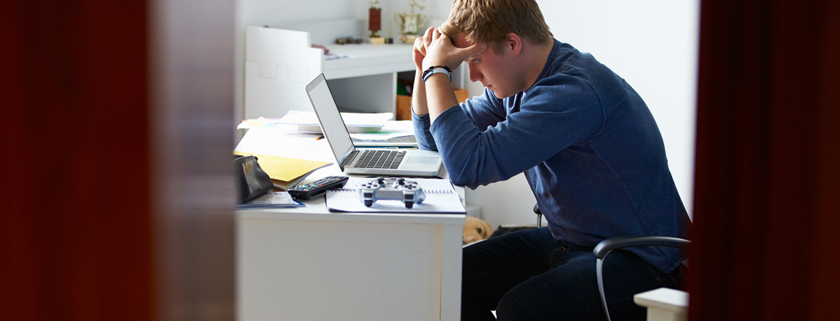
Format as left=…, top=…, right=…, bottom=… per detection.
left=533, top=41, right=625, bottom=94
left=543, top=40, right=613, bottom=74
left=525, top=69, right=599, bottom=100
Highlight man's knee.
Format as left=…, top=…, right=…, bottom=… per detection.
left=493, top=270, right=603, bottom=321
left=494, top=282, right=549, bottom=321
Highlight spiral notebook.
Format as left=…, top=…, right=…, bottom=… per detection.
left=325, top=177, right=466, bottom=214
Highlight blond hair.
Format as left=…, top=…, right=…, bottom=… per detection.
left=439, top=0, right=553, bottom=52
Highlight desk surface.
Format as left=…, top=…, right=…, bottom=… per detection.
left=236, top=127, right=334, bottom=163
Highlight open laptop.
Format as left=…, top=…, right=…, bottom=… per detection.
left=305, top=73, right=444, bottom=177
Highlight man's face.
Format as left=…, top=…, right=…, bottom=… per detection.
left=452, top=33, right=517, bottom=99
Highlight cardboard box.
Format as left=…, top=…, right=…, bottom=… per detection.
left=454, top=88, right=469, bottom=104
left=396, top=88, right=469, bottom=121
left=396, top=94, right=412, bottom=120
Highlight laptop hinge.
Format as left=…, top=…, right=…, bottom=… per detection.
left=338, top=149, right=357, bottom=170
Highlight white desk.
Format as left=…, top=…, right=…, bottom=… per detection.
left=633, top=288, right=688, bottom=321
left=236, top=128, right=466, bottom=321
left=237, top=200, right=465, bottom=321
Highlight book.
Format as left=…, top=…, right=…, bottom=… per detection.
left=238, top=191, right=304, bottom=209
left=326, top=177, right=466, bottom=214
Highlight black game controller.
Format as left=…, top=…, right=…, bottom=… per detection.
left=358, top=177, right=426, bottom=208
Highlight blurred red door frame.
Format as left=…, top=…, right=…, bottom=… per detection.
left=690, top=1, right=840, bottom=320
left=0, top=0, right=235, bottom=320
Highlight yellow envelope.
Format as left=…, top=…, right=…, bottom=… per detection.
left=234, top=151, right=331, bottom=182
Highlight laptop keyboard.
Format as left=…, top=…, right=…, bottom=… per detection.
left=349, top=150, right=405, bottom=169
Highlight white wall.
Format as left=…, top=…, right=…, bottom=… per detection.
left=235, top=0, right=699, bottom=227
left=461, top=1, right=699, bottom=228
left=545, top=0, right=699, bottom=219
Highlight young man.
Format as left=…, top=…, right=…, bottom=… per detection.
left=410, top=0, right=689, bottom=320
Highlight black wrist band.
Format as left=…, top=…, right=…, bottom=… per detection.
left=425, top=65, right=452, bottom=73
left=422, top=67, right=451, bottom=83
left=422, top=66, right=452, bottom=84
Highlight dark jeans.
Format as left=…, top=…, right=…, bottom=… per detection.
left=462, top=227, right=684, bottom=321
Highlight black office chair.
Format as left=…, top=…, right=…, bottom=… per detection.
left=533, top=204, right=690, bottom=321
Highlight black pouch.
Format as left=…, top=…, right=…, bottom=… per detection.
left=234, top=155, right=274, bottom=204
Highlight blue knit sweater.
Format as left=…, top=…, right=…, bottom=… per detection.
left=413, top=39, right=689, bottom=273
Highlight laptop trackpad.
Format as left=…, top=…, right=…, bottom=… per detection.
left=406, top=156, right=439, bottom=164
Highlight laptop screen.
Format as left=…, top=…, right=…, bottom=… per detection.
left=305, top=74, right=355, bottom=166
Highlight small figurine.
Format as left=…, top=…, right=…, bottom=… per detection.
left=394, top=0, right=427, bottom=43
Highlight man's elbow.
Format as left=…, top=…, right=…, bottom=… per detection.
left=418, top=140, right=438, bottom=151
left=446, top=161, right=509, bottom=189
left=448, top=173, right=470, bottom=187
left=446, top=168, right=484, bottom=189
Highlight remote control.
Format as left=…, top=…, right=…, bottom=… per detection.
left=288, top=176, right=349, bottom=200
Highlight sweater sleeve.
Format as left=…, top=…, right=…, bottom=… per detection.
left=430, top=76, right=605, bottom=188
left=411, top=89, right=505, bottom=151
left=412, top=108, right=437, bottom=151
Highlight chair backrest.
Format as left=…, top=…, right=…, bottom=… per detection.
left=594, top=236, right=690, bottom=321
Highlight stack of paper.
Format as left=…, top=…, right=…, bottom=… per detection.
left=349, top=120, right=417, bottom=147
left=277, top=110, right=393, bottom=133
left=237, top=117, right=284, bottom=129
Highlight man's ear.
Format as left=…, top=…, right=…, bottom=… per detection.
left=505, top=33, right=523, bottom=55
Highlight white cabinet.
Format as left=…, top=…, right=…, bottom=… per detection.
left=244, top=20, right=413, bottom=119
left=244, top=19, right=464, bottom=120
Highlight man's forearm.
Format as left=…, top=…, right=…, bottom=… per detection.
left=411, top=69, right=429, bottom=116
left=423, top=72, right=459, bottom=123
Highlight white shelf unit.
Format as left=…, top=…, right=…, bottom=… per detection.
left=244, top=19, right=464, bottom=120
